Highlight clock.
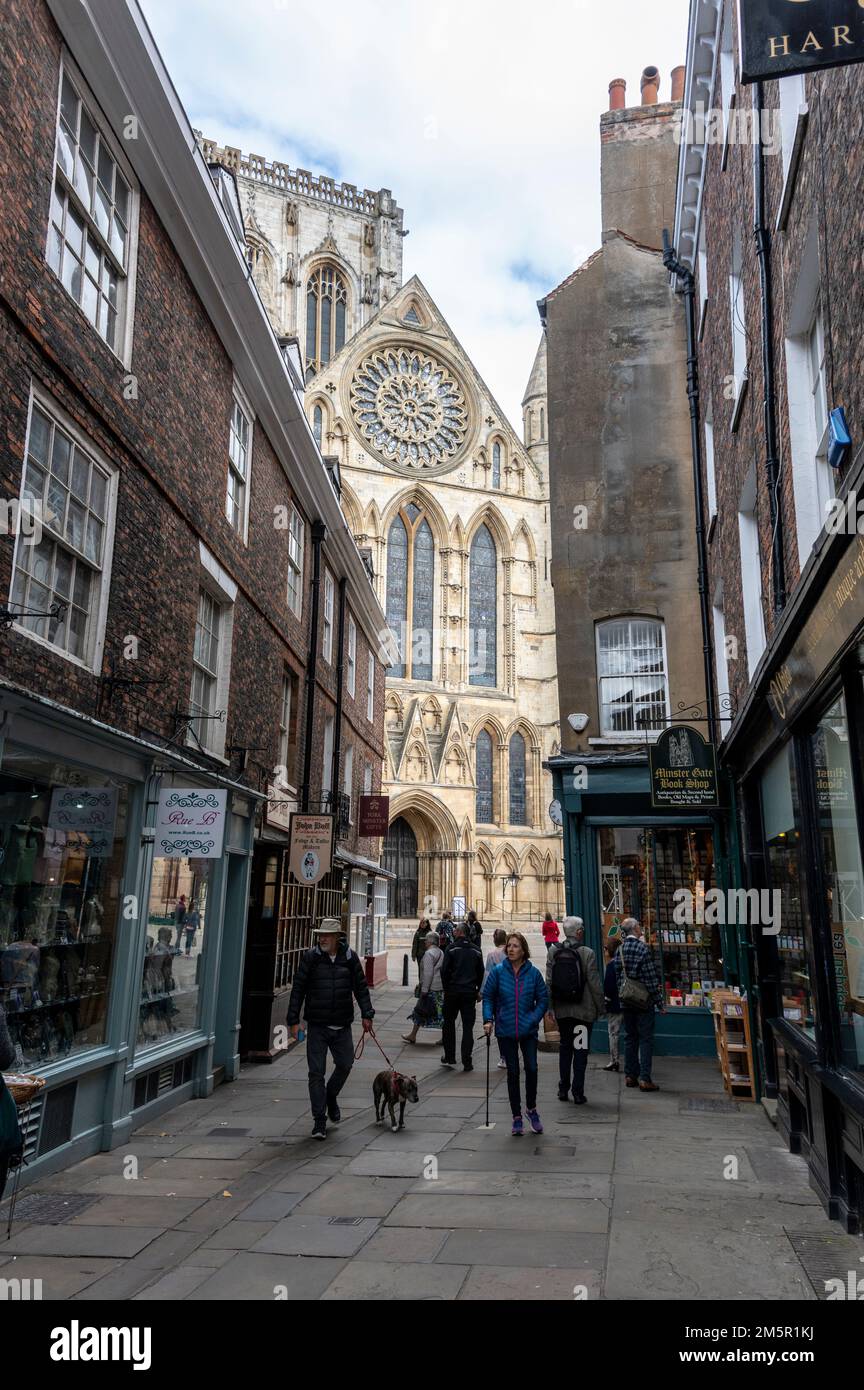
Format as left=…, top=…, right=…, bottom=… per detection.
left=549, top=799, right=563, bottom=827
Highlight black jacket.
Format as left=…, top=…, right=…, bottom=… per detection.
left=286, top=943, right=374, bottom=1028
left=440, top=936, right=484, bottom=994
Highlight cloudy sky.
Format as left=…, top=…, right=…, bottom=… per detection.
left=143, top=0, right=690, bottom=431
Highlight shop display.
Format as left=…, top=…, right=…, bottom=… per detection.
left=137, top=856, right=211, bottom=1047
left=712, top=989, right=756, bottom=1100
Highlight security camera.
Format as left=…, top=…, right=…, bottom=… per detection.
left=568, top=713, right=589, bottom=733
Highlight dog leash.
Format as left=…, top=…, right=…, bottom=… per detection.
left=354, top=1026, right=398, bottom=1073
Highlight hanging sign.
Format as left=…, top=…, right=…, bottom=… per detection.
left=48, top=787, right=118, bottom=858
left=154, top=788, right=227, bottom=859
left=265, top=783, right=296, bottom=834
left=358, top=794, right=390, bottom=836
left=650, top=726, right=719, bottom=809
left=288, top=813, right=334, bottom=885
left=739, top=0, right=864, bottom=83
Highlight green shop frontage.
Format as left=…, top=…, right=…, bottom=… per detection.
left=547, top=749, right=743, bottom=1059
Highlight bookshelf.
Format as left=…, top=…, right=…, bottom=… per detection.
left=711, top=989, right=756, bottom=1101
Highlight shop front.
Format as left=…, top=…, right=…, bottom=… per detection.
left=729, top=533, right=864, bottom=1231
left=0, top=683, right=257, bottom=1184
left=548, top=752, right=740, bottom=1057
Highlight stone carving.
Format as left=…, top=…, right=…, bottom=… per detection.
left=361, top=273, right=376, bottom=305
left=349, top=346, right=469, bottom=474
left=282, top=252, right=297, bottom=286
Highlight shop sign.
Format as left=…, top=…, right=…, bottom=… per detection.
left=358, top=794, right=390, bottom=836
left=265, top=783, right=296, bottom=834
left=288, top=813, right=334, bottom=885
left=48, top=786, right=118, bottom=858
left=154, top=787, right=227, bottom=858
left=649, top=726, right=719, bottom=809
left=768, top=534, right=864, bottom=728
left=739, top=0, right=864, bottom=84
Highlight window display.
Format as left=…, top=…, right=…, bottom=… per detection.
left=138, top=855, right=212, bottom=1046
left=760, top=744, right=814, bottom=1037
left=598, top=825, right=722, bottom=1008
left=0, top=749, right=127, bottom=1069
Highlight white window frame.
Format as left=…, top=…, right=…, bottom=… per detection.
left=704, top=397, right=717, bottom=523
left=287, top=506, right=305, bottom=617
left=729, top=229, right=747, bottom=424
left=719, top=6, right=735, bottom=166
left=9, top=383, right=118, bottom=674
left=188, top=543, right=236, bottom=759
left=322, top=715, right=335, bottom=800
left=784, top=218, right=835, bottom=566
left=367, top=651, right=375, bottom=722
left=697, top=223, right=708, bottom=339
left=594, top=618, right=671, bottom=739
left=737, top=464, right=766, bottom=679
left=323, top=568, right=335, bottom=663
left=278, top=671, right=297, bottom=790
left=47, top=53, right=139, bottom=367
left=347, top=615, right=357, bottom=697
left=777, top=74, right=808, bottom=230
left=343, top=744, right=354, bottom=822
left=711, top=579, right=732, bottom=738
left=226, top=380, right=253, bottom=541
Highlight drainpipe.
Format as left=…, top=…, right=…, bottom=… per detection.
left=301, top=519, right=327, bottom=812
left=331, top=576, right=348, bottom=826
left=753, top=81, right=787, bottom=618
left=662, top=230, right=718, bottom=746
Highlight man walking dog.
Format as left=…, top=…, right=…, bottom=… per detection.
left=287, top=919, right=374, bottom=1139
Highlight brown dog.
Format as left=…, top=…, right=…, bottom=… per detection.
left=373, top=1069, right=419, bottom=1131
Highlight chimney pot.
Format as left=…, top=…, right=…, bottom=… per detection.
left=608, top=78, right=626, bottom=111
left=640, top=65, right=660, bottom=105
left=671, top=65, right=686, bottom=102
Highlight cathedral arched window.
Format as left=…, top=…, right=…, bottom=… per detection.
left=312, top=404, right=323, bottom=449
left=491, top=442, right=501, bottom=489
left=509, top=731, right=527, bottom=826
left=305, top=264, right=347, bottom=378
left=385, top=503, right=435, bottom=681
left=539, top=406, right=545, bottom=440
left=475, top=729, right=494, bottom=824
left=469, top=523, right=497, bottom=688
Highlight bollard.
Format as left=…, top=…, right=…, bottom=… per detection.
left=401, top=954, right=409, bottom=986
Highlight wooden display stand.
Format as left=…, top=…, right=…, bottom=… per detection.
left=711, top=989, right=756, bottom=1101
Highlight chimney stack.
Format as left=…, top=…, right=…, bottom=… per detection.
left=608, top=78, right=627, bottom=112
left=640, top=66, right=660, bottom=105
left=670, top=65, right=685, bottom=102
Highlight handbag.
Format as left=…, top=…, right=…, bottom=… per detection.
left=617, top=942, right=653, bottom=1012
left=415, top=992, right=436, bottom=1022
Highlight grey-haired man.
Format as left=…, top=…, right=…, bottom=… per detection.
left=613, top=917, right=664, bottom=1091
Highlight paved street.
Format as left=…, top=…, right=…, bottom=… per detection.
left=0, top=971, right=843, bottom=1301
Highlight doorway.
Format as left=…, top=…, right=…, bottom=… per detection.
left=384, top=816, right=418, bottom=918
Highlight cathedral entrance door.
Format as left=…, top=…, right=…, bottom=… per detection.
left=384, top=816, right=418, bottom=918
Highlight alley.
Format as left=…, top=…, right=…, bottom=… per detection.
left=0, top=970, right=847, bottom=1302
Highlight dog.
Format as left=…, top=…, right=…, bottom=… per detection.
left=373, top=1069, right=419, bottom=1131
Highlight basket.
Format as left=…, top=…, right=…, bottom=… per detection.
left=2, top=1073, right=46, bottom=1107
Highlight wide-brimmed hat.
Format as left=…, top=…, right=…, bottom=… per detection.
left=311, top=918, right=343, bottom=935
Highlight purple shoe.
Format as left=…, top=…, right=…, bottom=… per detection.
left=511, top=1115, right=524, bottom=1137
left=527, top=1109, right=544, bottom=1135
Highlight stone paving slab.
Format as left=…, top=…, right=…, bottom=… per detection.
left=457, top=1265, right=603, bottom=1300
left=295, top=1175, right=414, bottom=1218
left=132, top=1266, right=216, bottom=1300
left=405, top=1170, right=613, bottom=1199
left=250, top=1214, right=380, bottom=1257
left=67, top=1195, right=206, bottom=1226
left=605, top=1220, right=817, bottom=1301
left=1, top=1224, right=164, bottom=1258
left=0, top=1255, right=121, bottom=1299
left=435, top=1229, right=609, bottom=1268
left=319, top=1259, right=469, bottom=1300
left=186, top=1252, right=348, bottom=1300
left=200, top=1221, right=275, bottom=1251
left=384, top=1193, right=610, bottom=1233
left=353, top=1226, right=451, bottom=1263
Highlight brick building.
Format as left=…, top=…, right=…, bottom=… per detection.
left=0, top=0, right=388, bottom=1175
left=673, top=0, right=864, bottom=1228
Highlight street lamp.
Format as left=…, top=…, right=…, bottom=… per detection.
left=500, top=871, right=521, bottom=922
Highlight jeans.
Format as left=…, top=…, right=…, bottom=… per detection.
left=558, top=1019, right=592, bottom=1098
left=306, top=1023, right=354, bottom=1122
left=623, top=1008, right=655, bottom=1082
left=498, top=1035, right=538, bottom=1115
left=442, top=993, right=477, bottom=1066
left=608, top=1011, right=622, bottom=1063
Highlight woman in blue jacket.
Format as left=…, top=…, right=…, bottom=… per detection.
left=482, top=932, right=549, bottom=1136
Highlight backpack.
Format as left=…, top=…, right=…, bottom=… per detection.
left=550, top=943, right=586, bottom=1003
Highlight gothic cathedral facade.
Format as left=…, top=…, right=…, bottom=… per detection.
left=201, top=140, right=563, bottom=922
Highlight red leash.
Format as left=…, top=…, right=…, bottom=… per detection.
left=354, top=1025, right=398, bottom=1073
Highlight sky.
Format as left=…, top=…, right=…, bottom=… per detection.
left=142, top=0, right=690, bottom=432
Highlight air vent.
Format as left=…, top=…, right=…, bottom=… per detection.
left=18, top=1094, right=44, bottom=1163
left=37, top=1082, right=77, bottom=1156
left=133, top=1052, right=196, bottom=1109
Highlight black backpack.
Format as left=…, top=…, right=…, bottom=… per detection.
left=550, top=943, right=586, bottom=1003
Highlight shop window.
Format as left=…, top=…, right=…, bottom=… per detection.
left=139, top=856, right=213, bottom=1048
left=812, top=693, right=864, bottom=1070
left=0, top=751, right=129, bottom=1070
left=596, top=618, right=668, bottom=735
left=760, top=743, right=814, bottom=1036
left=598, top=825, right=722, bottom=1009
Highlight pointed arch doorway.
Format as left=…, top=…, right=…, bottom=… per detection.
left=384, top=816, right=418, bottom=918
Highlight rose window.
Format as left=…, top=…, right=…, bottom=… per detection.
left=349, top=347, right=469, bottom=471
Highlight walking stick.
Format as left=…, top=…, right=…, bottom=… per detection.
left=477, top=1029, right=495, bottom=1130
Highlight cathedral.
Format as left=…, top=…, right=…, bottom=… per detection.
left=199, top=139, right=563, bottom=923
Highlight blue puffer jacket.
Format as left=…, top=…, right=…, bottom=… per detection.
left=482, top=959, right=549, bottom=1039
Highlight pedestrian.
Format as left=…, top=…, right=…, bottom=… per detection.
left=614, top=917, right=665, bottom=1091
left=482, top=931, right=548, bottom=1136
left=603, top=935, right=623, bottom=1072
left=482, top=928, right=509, bottom=1069
left=436, top=909, right=455, bottom=952
left=0, top=1002, right=20, bottom=1204
left=541, top=911, right=560, bottom=953
left=402, top=931, right=445, bottom=1043
left=466, top=909, right=483, bottom=951
left=546, top=916, right=605, bottom=1104
left=440, top=923, right=484, bottom=1071
left=410, top=916, right=433, bottom=977
left=173, top=894, right=187, bottom=953
left=287, top=918, right=374, bottom=1139
left=183, top=900, right=200, bottom=957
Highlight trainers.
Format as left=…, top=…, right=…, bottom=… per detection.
left=497, top=1058, right=508, bottom=1070
left=326, top=1102, right=341, bottom=1125
left=511, top=1115, right=524, bottom=1137
left=603, top=1061, right=620, bottom=1072
left=311, top=1121, right=327, bottom=1140
left=527, top=1109, right=544, bottom=1134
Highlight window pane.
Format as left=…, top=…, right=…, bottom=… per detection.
left=97, top=143, right=114, bottom=197
left=114, top=175, right=129, bottom=224
left=476, top=729, right=493, bottom=823
left=89, top=468, right=107, bottom=518
left=62, top=250, right=82, bottom=302
left=385, top=516, right=408, bottom=678
left=82, top=273, right=99, bottom=325
left=73, top=564, right=90, bottom=609
left=94, top=183, right=111, bottom=239
left=31, top=540, right=54, bottom=587
left=412, top=518, right=434, bottom=680
left=335, top=296, right=346, bottom=355
left=85, top=514, right=103, bottom=564
left=47, top=223, right=63, bottom=274
left=79, top=109, right=97, bottom=169
left=51, top=429, right=71, bottom=483
left=509, top=732, right=527, bottom=825
left=469, top=524, right=497, bottom=687
left=306, top=288, right=317, bottom=367
left=761, top=745, right=814, bottom=1037
left=54, top=549, right=73, bottom=598
left=46, top=475, right=68, bottom=531
left=66, top=499, right=86, bottom=551
left=67, top=603, right=87, bottom=657
left=60, top=75, right=79, bottom=132
left=28, top=408, right=51, bottom=466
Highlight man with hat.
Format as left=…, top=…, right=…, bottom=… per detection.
left=287, top=918, right=375, bottom=1139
